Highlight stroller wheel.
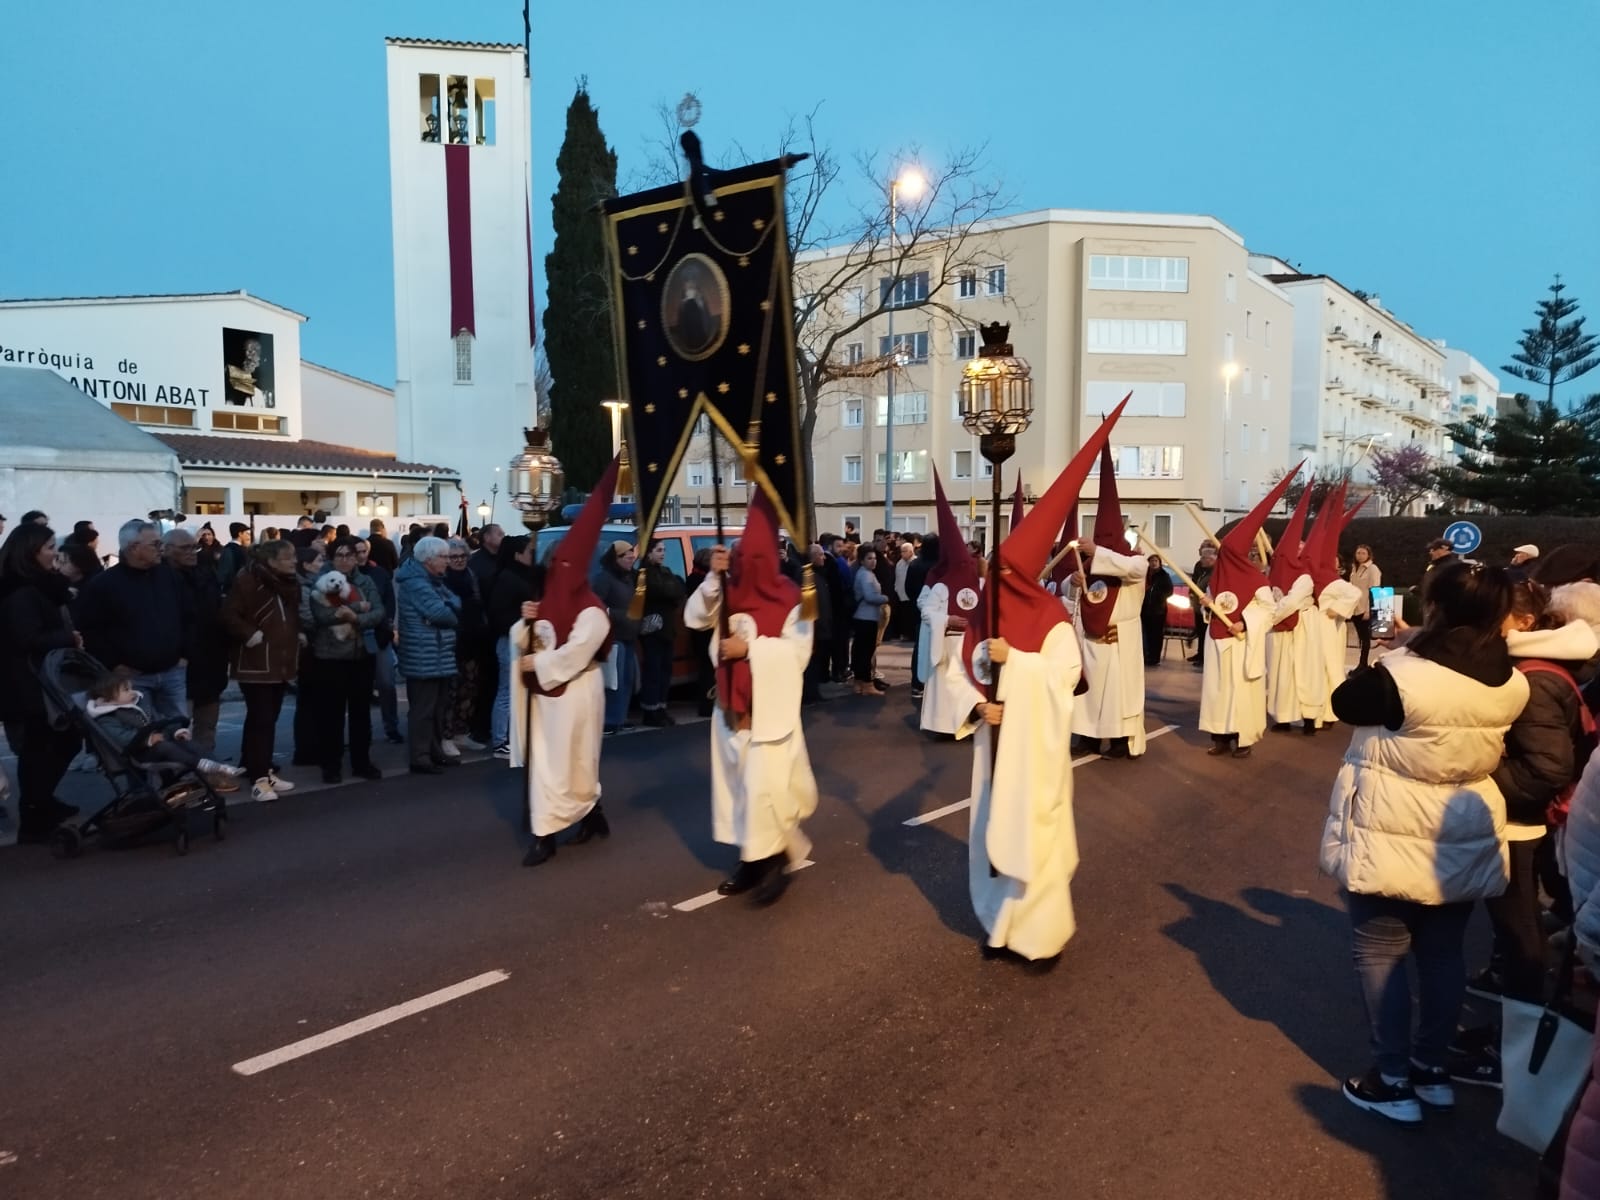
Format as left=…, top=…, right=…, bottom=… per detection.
left=51, top=827, right=83, bottom=860
left=174, top=829, right=190, bottom=856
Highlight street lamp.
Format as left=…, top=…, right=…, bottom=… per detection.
left=507, top=427, right=565, bottom=533
left=601, top=400, right=629, bottom=458
left=958, top=321, right=1034, bottom=553
left=476, top=499, right=492, bottom=522
left=1220, top=361, right=1239, bottom=525
left=883, top=165, right=925, bottom=532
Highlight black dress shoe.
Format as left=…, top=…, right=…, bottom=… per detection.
left=409, top=762, right=444, bottom=775
left=522, top=835, right=557, bottom=867
left=1102, top=739, right=1131, bottom=759
left=716, top=859, right=765, bottom=896
left=352, top=764, right=383, bottom=781
left=642, top=710, right=671, bottom=727
left=321, top=768, right=342, bottom=785
left=385, top=732, right=405, bottom=745
left=1302, top=721, right=1318, bottom=737
left=752, top=854, right=792, bottom=905
left=570, top=803, right=610, bottom=845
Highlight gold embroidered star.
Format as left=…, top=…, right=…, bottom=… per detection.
left=636, top=319, right=646, bottom=330
left=657, top=356, right=668, bottom=367
left=759, top=300, right=771, bottom=312
left=657, top=221, right=669, bottom=233
left=627, top=245, right=638, bottom=256
left=738, top=256, right=749, bottom=268
left=774, top=453, right=787, bottom=465
left=764, top=391, right=777, bottom=404
left=648, top=462, right=659, bottom=473
left=717, top=382, right=730, bottom=394
left=677, top=388, right=689, bottom=399
left=753, top=218, right=765, bottom=230
left=712, top=210, right=725, bottom=222
left=737, top=343, right=750, bottom=356
left=646, top=272, right=655, bottom=282
left=644, top=403, right=656, bottom=414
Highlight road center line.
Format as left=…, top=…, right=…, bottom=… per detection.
left=672, top=860, right=815, bottom=913
left=231, top=969, right=510, bottom=1077
left=901, top=724, right=1180, bottom=826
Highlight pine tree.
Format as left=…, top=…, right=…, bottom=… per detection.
left=542, top=82, right=618, bottom=493
left=1434, top=393, right=1600, bottom=514
left=1502, top=274, right=1600, bottom=409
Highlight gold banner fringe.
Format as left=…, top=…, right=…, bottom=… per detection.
left=800, top=563, right=818, bottom=622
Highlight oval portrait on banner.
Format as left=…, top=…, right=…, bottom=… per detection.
left=661, top=253, right=731, bottom=362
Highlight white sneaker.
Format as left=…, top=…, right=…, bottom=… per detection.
left=199, top=758, right=247, bottom=777
left=458, top=736, right=487, bottom=751
left=251, top=778, right=279, bottom=803
left=267, top=770, right=296, bottom=794
left=440, top=739, right=462, bottom=759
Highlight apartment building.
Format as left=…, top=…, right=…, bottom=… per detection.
left=667, top=209, right=1294, bottom=554
left=1251, top=257, right=1453, bottom=513
left=1443, top=347, right=1499, bottom=455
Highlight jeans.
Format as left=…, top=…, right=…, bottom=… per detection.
left=373, top=644, right=400, bottom=738
left=407, top=676, right=450, bottom=765
left=1346, top=890, right=1474, bottom=1077
left=604, top=644, right=636, bottom=729
left=131, top=664, right=188, bottom=722
left=492, top=636, right=512, bottom=748
left=189, top=699, right=220, bottom=754
left=639, top=636, right=673, bottom=711
left=238, top=682, right=287, bottom=781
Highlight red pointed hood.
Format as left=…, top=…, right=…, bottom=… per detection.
left=727, top=488, right=798, bottom=638
left=1079, top=442, right=1129, bottom=639
left=1208, top=468, right=1300, bottom=640
left=1267, top=470, right=1312, bottom=632
left=1340, top=491, right=1370, bottom=532
left=1008, top=476, right=1026, bottom=535
left=1305, top=478, right=1348, bottom=595
left=1049, top=502, right=1081, bottom=590
left=927, top=469, right=982, bottom=620
left=541, top=456, right=619, bottom=649
left=964, top=397, right=1129, bottom=680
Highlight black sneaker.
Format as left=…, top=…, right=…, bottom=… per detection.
left=1445, top=1045, right=1502, bottom=1090
left=1409, top=1061, right=1455, bottom=1110
left=1465, top=967, right=1505, bottom=1000
left=1342, top=1068, right=1423, bottom=1125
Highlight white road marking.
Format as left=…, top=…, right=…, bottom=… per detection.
left=901, top=724, right=1180, bottom=826
left=231, top=969, right=510, bottom=1077
left=672, top=860, right=815, bottom=913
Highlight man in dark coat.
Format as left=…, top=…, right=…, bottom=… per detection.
left=366, top=519, right=400, bottom=572
left=75, top=519, right=192, bottom=720
left=466, top=524, right=504, bottom=744
left=163, top=528, right=230, bottom=753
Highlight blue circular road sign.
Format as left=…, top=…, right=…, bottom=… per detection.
left=1443, top=520, right=1482, bottom=555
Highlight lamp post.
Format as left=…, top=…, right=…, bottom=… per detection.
left=477, top=499, right=492, bottom=524
left=883, top=166, right=924, bottom=532
left=601, top=400, right=629, bottom=458
left=1219, top=361, right=1239, bottom=525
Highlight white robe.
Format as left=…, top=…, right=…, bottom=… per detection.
left=916, top=582, right=983, bottom=737
left=963, top=623, right=1083, bottom=961
left=684, top=573, right=818, bottom=863
left=1199, top=586, right=1275, bottom=747
left=1070, top=547, right=1148, bottom=753
left=1264, top=573, right=1325, bottom=726
left=508, top=608, right=609, bottom=836
left=1316, top=580, right=1363, bottom=707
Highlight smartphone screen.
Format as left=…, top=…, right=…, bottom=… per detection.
left=1370, top=586, right=1395, bottom=639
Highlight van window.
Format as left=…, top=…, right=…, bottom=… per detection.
left=657, top=539, right=688, bottom=578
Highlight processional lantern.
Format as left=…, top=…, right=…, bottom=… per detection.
left=507, top=427, right=565, bottom=532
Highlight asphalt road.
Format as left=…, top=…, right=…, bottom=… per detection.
left=0, top=673, right=1537, bottom=1199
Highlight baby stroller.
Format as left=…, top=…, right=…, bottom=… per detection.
left=37, top=647, right=228, bottom=858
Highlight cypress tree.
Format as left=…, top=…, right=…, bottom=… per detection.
left=543, top=81, right=618, bottom=492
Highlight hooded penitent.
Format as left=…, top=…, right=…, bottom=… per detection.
left=1049, top=502, right=1081, bottom=592
left=1207, top=470, right=1302, bottom=641
left=1303, top=478, right=1348, bottom=597
left=1009, top=476, right=1026, bottom=535
left=1266, top=476, right=1314, bottom=632
left=1078, top=443, right=1127, bottom=640
left=721, top=488, right=801, bottom=721
left=963, top=397, right=1130, bottom=686
left=927, top=469, right=982, bottom=622
left=525, top=456, right=619, bottom=695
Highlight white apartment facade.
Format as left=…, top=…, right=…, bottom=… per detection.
left=1251, top=257, right=1452, bottom=513
left=667, top=210, right=1295, bottom=554
left=1443, top=347, right=1499, bottom=454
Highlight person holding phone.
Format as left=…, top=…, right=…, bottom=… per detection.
left=1349, top=545, right=1382, bottom=668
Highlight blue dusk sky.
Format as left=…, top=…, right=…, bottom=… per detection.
left=2, top=0, right=1596, bottom=399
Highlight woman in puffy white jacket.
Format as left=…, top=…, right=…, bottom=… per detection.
left=1320, top=561, right=1529, bottom=1126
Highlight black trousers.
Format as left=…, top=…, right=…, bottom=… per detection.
left=12, top=716, right=80, bottom=830
left=407, top=677, right=449, bottom=766
left=238, top=682, right=287, bottom=781
left=308, top=656, right=376, bottom=770
left=1485, top=836, right=1547, bottom=1002
left=471, top=645, right=498, bottom=741
left=292, top=647, right=315, bottom=761
left=851, top=619, right=879, bottom=682
left=1351, top=614, right=1373, bottom=668
left=830, top=612, right=853, bottom=679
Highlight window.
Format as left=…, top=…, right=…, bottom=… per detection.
left=1237, top=480, right=1248, bottom=507
left=454, top=331, right=473, bottom=383
left=843, top=398, right=863, bottom=427
left=957, top=271, right=978, bottom=299
left=1264, top=319, right=1272, bottom=349
left=1225, top=272, right=1237, bottom=302
left=1224, top=332, right=1235, bottom=362
left=985, top=265, right=1007, bottom=296
left=892, top=515, right=929, bottom=534
left=1262, top=375, right=1272, bottom=406
left=1240, top=423, right=1250, bottom=451
left=876, top=391, right=928, bottom=425
left=473, top=78, right=496, bottom=145
left=879, top=271, right=929, bottom=308
left=875, top=451, right=928, bottom=483
left=843, top=455, right=863, bottom=484
left=1152, top=514, right=1173, bottom=549
left=878, top=331, right=929, bottom=362
left=211, top=411, right=284, bottom=434
left=1086, top=380, right=1186, bottom=417
left=1090, top=445, right=1185, bottom=479
left=418, top=75, right=442, bottom=142
left=730, top=460, right=747, bottom=485
left=1243, top=367, right=1253, bottom=397
left=952, top=449, right=993, bottom=480
left=687, top=461, right=708, bottom=487
left=1088, top=255, right=1189, bottom=293
left=1085, top=319, right=1187, bottom=355
left=956, top=329, right=976, bottom=360
left=1260, top=427, right=1269, bottom=456
left=844, top=341, right=864, bottom=367
left=844, top=287, right=866, bottom=317
left=1245, top=310, right=1253, bottom=340
left=110, top=402, right=195, bottom=427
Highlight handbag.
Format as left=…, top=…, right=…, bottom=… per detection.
left=1498, top=935, right=1595, bottom=1153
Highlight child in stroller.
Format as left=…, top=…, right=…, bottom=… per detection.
left=85, top=672, right=246, bottom=798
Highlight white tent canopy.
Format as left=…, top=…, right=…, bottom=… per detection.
left=0, top=366, right=182, bottom=540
